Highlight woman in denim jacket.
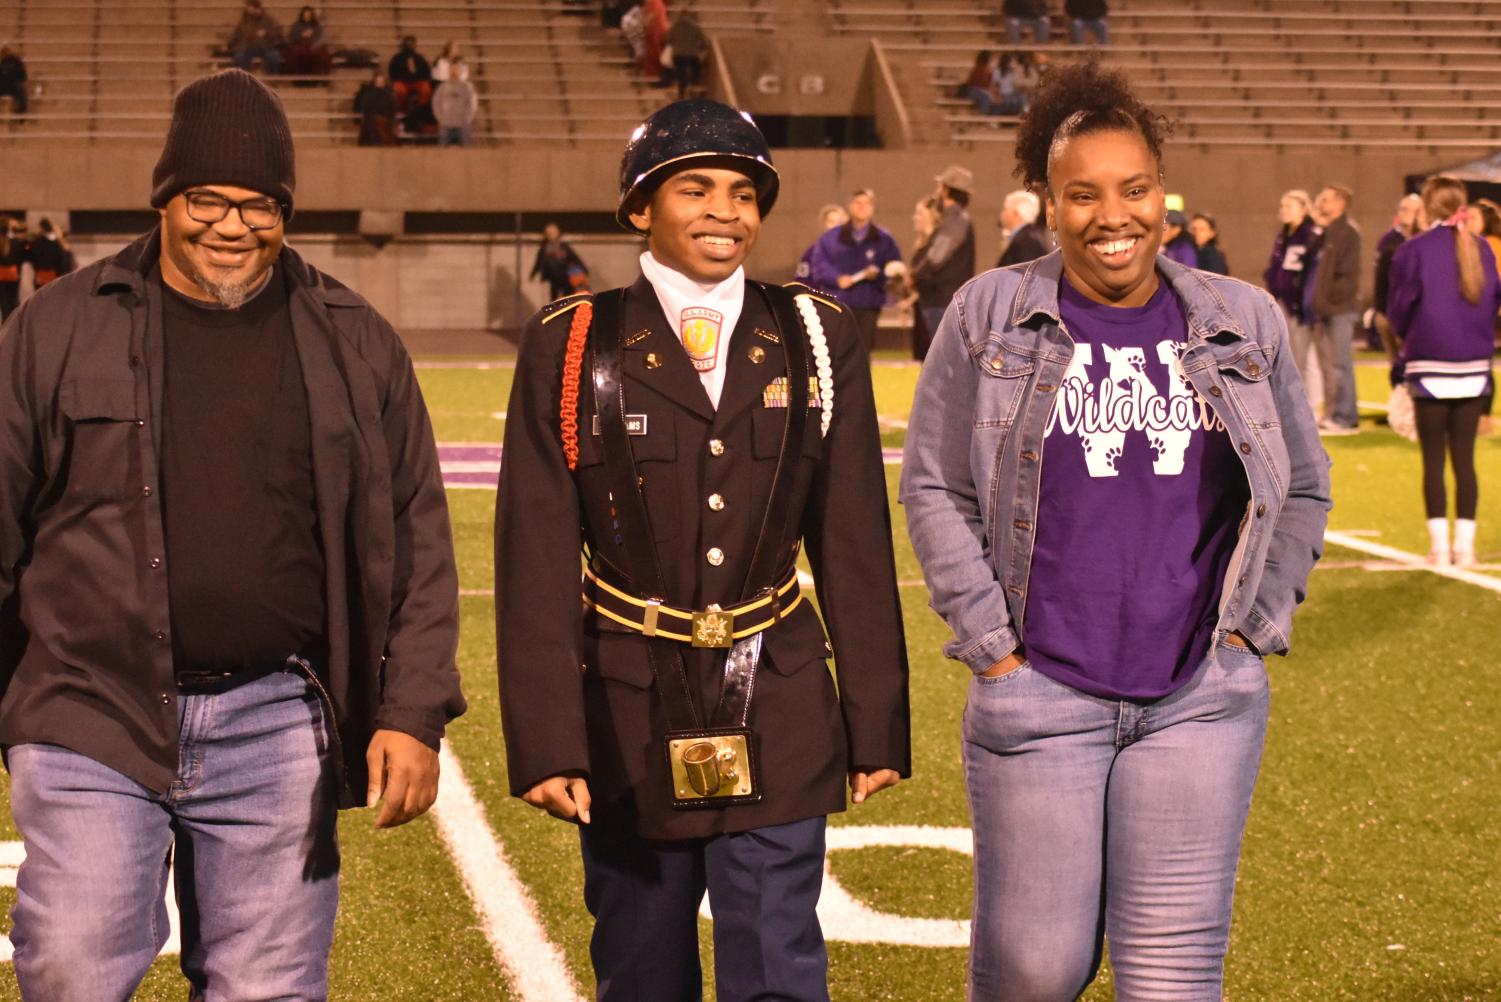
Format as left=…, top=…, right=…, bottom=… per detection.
left=900, top=63, right=1331, bottom=1000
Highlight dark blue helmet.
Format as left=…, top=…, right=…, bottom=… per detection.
left=616, top=99, right=780, bottom=233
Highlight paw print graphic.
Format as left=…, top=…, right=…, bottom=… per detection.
left=1105, top=445, right=1122, bottom=470
left=1149, top=436, right=1164, bottom=460
left=1129, top=355, right=1146, bottom=373
left=1081, top=438, right=1094, bottom=454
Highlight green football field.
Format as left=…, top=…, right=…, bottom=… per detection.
left=0, top=350, right=1498, bottom=1001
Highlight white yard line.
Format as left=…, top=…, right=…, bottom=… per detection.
left=1324, top=530, right=1501, bottom=595
left=1357, top=399, right=1390, bottom=413
left=878, top=415, right=909, bottom=430
left=431, top=743, right=585, bottom=1002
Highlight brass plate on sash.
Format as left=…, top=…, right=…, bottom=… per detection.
left=691, top=609, right=735, bottom=648
left=666, top=728, right=759, bottom=807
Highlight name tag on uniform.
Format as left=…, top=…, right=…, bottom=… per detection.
left=592, top=414, right=649, bottom=435
left=762, top=377, right=821, bottom=409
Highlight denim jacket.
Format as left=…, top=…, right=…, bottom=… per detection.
left=899, top=251, right=1331, bottom=674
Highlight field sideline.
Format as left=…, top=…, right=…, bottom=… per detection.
left=0, top=350, right=1497, bottom=1001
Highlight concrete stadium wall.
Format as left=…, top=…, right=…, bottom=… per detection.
left=12, top=143, right=1468, bottom=329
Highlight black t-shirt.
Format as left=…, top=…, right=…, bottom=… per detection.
left=159, top=264, right=326, bottom=675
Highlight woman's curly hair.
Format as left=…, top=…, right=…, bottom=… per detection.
left=1013, top=60, right=1173, bottom=193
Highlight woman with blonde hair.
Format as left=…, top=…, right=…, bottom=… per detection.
left=1388, top=176, right=1501, bottom=566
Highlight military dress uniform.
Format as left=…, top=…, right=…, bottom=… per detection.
left=496, top=101, right=910, bottom=1002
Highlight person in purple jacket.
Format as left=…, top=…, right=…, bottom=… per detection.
left=1160, top=208, right=1197, bottom=267
left=901, top=62, right=1330, bottom=1000
left=1387, top=175, right=1500, bottom=568
left=807, top=188, right=904, bottom=356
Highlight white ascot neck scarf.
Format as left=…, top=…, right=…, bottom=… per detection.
left=639, top=251, right=745, bottom=409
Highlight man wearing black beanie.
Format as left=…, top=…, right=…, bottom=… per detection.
left=0, top=68, right=465, bottom=998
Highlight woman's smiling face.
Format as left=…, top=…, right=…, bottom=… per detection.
left=1046, top=128, right=1165, bottom=308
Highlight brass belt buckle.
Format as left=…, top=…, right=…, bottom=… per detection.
left=691, top=604, right=735, bottom=648
left=666, top=728, right=758, bottom=805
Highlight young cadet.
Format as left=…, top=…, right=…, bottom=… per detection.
left=496, top=100, right=911, bottom=1001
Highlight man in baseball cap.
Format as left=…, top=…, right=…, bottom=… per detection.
left=910, top=163, right=979, bottom=339
left=497, top=99, right=910, bottom=999
left=0, top=68, right=464, bottom=997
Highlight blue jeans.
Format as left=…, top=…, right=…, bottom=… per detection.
left=963, top=641, right=1269, bottom=1000
left=1070, top=17, right=1109, bottom=44
left=8, top=669, right=340, bottom=1001
left=1316, top=311, right=1360, bottom=428
left=233, top=46, right=282, bottom=74
left=1006, top=16, right=1051, bottom=43
left=580, top=817, right=829, bottom=1002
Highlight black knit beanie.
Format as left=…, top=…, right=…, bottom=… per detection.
left=150, top=69, right=296, bottom=217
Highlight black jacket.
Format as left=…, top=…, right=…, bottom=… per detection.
left=1312, top=213, right=1362, bottom=317
left=0, top=230, right=465, bottom=806
left=997, top=221, right=1052, bottom=269
left=496, top=275, right=910, bottom=840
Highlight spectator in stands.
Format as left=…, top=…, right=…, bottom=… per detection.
left=1372, top=193, right=1422, bottom=359
left=285, top=6, right=332, bottom=76
left=1310, top=184, right=1362, bottom=433
left=529, top=223, right=590, bottom=300
left=640, top=0, right=669, bottom=84
left=620, top=4, right=648, bottom=67
left=1160, top=209, right=1196, bottom=267
left=228, top=0, right=284, bottom=75
left=27, top=219, right=73, bottom=289
left=355, top=69, right=398, bottom=146
left=1004, top=0, right=1052, bottom=44
left=432, top=40, right=461, bottom=83
left=433, top=57, right=477, bottom=147
left=1189, top=212, right=1229, bottom=275
left=795, top=204, right=849, bottom=284
left=389, top=35, right=433, bottom=115
left=909, top=165, right=976, bottom=341
left=901, top=60, right=1329, bottom=1002
left=1066, top=0, right=1109, bottom=45
left=808, top=188, right=904, bottom=356
left=0, top=217, right=24, bottom=320
left=0, top=45, right=28, bottom=116
left=997, top=189, right=1051, bottom=267
left=1264, top=188, right=1318, bottom=387
left=665, top=11, right=709, bottom=99
left=1387, top=175, right=1500, bottom=567
left=962, top=51, right=1029, bottom=117
left=905, top=196, right=944, bottom=359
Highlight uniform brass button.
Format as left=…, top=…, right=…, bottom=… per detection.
left=708, top=493, right=725, bottom=511
left=706, top=547, right=725, bottom=566
left=142, top=486, right=153, bottom=497
left=148, top=556, right=162, bottom=569
left=708, top=439, right=726, bottom=456
left=645, top=352, right=662, bottom=369
left=160, top=693, right=171, bottom=705
left=748, top=346, right=766, bottom=364
left=1209, top=386, right=1223, bottom=397
left=135, top=418, right=146, bottom=427
left=153, top=630, right=167, bottom=642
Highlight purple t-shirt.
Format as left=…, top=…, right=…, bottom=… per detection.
left=1022, top=277, right=1250, bottom=700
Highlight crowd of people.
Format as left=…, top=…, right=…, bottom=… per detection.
left=0, top=217, right=75, bottom=321
left=353, top=36, right=478, bottom=146
left=960, top=49, right=1042, bottom=117
left=608, top=1, right=710, bottom=95
left=1003, top=0, right=1111, bottom=46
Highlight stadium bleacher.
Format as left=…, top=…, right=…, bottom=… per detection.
left=3, top=0, right=1500, bottom=150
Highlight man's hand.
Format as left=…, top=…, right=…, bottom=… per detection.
left=850, top=769, right=901, bottom=805
left=366, top=729, right=440, bottom=829
left=521, top=773, right=592, bottom=825
left=837, top=274, right=856, bottom=289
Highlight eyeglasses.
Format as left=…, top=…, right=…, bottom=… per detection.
left=183, top=191, right=284, bottom=231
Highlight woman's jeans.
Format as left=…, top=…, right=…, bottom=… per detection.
left=962, top=640, right=1269, bottom=1001
left=8, top=669, right=340, bottom=1002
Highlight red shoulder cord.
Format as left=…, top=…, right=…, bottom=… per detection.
left=560, top=302, right=592, bottom=471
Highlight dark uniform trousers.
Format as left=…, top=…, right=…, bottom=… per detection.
left=497, top=274, right=910, bottom=1000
